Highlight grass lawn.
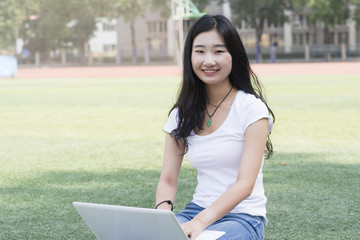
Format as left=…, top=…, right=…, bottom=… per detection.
left=0, top=73, right=359, bottom=239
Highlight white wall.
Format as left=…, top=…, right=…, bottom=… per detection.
left=89, top=18, right=118, bottom=55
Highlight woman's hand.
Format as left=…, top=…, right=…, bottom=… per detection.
left=181, top=219, right=207, bottom=240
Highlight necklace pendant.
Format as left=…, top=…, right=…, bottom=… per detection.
left=207, top=118, right=211, bottom=127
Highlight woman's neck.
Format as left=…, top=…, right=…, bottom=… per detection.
left=205, top=81, right=233, bottom=105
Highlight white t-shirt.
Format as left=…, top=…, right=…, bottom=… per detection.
left=163, top=90, right=273, bottom=220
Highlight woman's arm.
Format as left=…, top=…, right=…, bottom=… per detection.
left=156, top=133, right=185, bottom=210
left=182, top=118, right=269, bottom=239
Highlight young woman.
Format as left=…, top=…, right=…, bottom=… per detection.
left=155, top=14, right=274, bottom=240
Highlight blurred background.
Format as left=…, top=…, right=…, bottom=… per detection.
left=1, top=0, right=360, bottom=69
left=1, top=2, right=360, bottom=239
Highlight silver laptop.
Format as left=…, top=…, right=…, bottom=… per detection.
left=73, top=202, right=225, bottom=240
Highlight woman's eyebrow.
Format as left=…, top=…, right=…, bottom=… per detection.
left=193, top=44, right=227, bottom=48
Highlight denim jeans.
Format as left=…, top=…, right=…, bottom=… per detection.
left=175, top=201, right=265, bottom=240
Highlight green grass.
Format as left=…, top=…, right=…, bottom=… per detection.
left=0, top=73, right=359, bottom=239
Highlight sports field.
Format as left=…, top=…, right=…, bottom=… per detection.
left=1, top=63, right=359, bottom=239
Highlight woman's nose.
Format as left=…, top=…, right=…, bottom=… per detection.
left=203, top=53, right=216, bottom=66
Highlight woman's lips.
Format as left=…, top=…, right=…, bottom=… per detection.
left=202, top=69, right=219, bottom=76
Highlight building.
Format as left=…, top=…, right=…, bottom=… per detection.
left=88, top=0, right=359, bottom=64
left=88, top=1, right=232, bottom=65
left=89, top=18, right=118, bottom=58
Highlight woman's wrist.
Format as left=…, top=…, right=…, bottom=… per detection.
left=194, top=208, right=217, bottom=228
left=155, top=200, right=173, bottom=211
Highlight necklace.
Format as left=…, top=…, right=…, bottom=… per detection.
left=205, top=86, right=233, bottom=127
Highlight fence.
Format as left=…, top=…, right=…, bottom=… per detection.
left=15, top=43, right=360, bottom=66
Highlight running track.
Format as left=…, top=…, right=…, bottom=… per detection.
left=13, top=62, right=360, bottom=79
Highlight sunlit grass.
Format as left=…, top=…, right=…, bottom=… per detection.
left=0, top=73, right=359, bottom=239
left=262, top=74, right=360, bottom=239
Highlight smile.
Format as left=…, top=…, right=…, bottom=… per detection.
left=202, top=69, right=218, bottom=73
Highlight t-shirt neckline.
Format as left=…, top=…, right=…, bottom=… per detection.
left=193, top=90, right=240, bottom=138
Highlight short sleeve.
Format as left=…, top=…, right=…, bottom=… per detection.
left=243, top=97, right=273, bottom=134
left=163, top=108, right=179, bottom=134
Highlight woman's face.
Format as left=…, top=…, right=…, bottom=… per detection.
left=191, top=29, right=232, bottom=87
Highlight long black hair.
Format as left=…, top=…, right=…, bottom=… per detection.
left=170, top=14, right=275, bottom=158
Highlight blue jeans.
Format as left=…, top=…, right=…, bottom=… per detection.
left=175, top=201, right=265, bottom=240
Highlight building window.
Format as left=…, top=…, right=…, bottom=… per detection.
left=313, top=34, right=317, bottom=45
left=103, top=22, right=116, bottom=31
left=306, top=32, right=310, bottom=45
left=104, top=44, right=116, bottom=52
left=148, top=21, right=157, bottom=33
left=293, top=34, right=297, bottom=45
left=326, top=32, right=335, bottom=44
left=159, top=21, right=167, bottom=33
left=148, top=21, right=167, bottom=33
left=299, top=15, right=303, bottom=26
left=340, top=32, right=348, bottom=44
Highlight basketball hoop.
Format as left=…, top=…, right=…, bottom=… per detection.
left=171, top=0, right=205, bottom=65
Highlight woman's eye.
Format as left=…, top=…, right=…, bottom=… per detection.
left=215, top=50, right=224, bottom=54
left=195, top=50, right=204, bottom=53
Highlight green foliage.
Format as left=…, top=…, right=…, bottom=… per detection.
left=64, top=0, right=110, bottom=63
left=151, top=0, right=209, bottom=19
left=112, top=0, right=150, bottom=23
left=19, top=1, right=69, bottom=54
left=108, top=0, right=151, bottom=62
left=298, top=0, right=350, bottom=27
left=17, top=0, right=110, bottom=63
left=150, top=0, right=170, bottom=17
left=228, top=0, right=291, bottom=60
left=292, top=0, right=350, bottom=46
left=350, top=0, right=360, bottom=28
left=0, top=0, right=21, bottom=48
left=0, top=0, right=43, bottom=51
left=192, top=0, right=211, bottom=12
left=229, top=0, right=291, bottom=28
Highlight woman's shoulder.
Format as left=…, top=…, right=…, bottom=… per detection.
left=236, top=90, right=264, bottom=106
left=234, top=90, right=268, bottom=115
left=164, top=107, right=179, bottom=133
left=168, top=107, right=178, bottom=118
left=168, top=107, right=181, bottom=124
left=234, top=90, right=273, bottom=132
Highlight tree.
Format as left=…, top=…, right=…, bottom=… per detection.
left=294, top=0, right=350, bottom=60
left=19, top=0, right=69, bottom=62
left=13, top=0, right=148, bottom=65
left=227, top=0, right=291, bottom=62
left=298, top=0, right=350, bottom=42
left=151, top=0, right=210, bottom=18
left=0, top=0, right=43, bottom=54
left=350, top=0, right=360, bottom=27
left=18, top=0, right=110, bottom=65
left=0, top=0, right=22, bottom=51
left=110, top=0, right=150, bottom=64
left=64, top=0, right=111, bottom=64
